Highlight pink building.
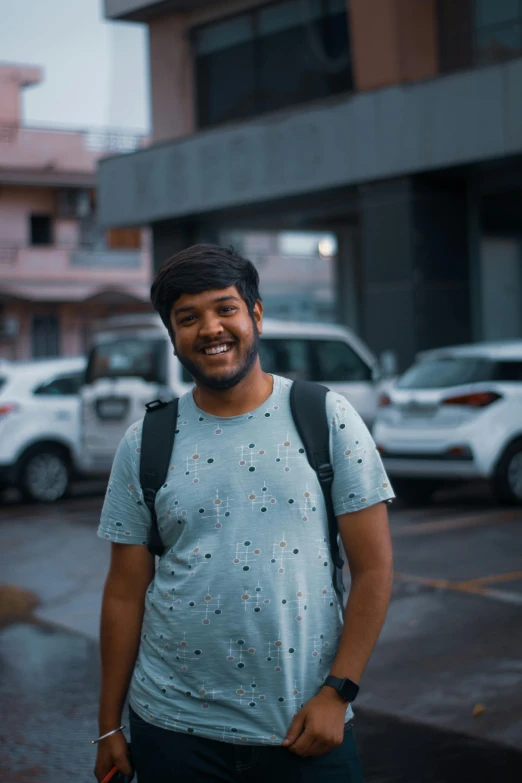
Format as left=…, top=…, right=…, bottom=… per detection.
left=0, top=63, right=152, bottom=360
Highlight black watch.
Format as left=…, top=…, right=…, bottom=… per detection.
left=322, top=675, right=360, bottom=703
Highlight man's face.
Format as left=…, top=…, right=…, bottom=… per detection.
left=170, top=286, right=263, bottom=390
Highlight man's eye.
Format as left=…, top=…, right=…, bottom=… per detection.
left=180, top=315, right=196, bottom=324
left=221, top=307, right=236, bottom=314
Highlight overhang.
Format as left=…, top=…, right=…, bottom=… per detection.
left=0, top=168, right=96, bottom=188
left=98, top=58, right=522, bottom=228
left=0, top=283, right=150, bottom=304
left=104, top=0, right=219, bottom=22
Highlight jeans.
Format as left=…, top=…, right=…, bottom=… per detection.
left=129, top=705, right=364, bottom=783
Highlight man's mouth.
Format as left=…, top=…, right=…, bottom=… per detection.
left=201, top=343, right=234, bottom=356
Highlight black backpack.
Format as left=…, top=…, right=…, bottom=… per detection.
left=140, top=380, right=345, bottom=605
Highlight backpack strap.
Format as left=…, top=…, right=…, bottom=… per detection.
left=140, top=398, right=179, bottom=557
left=290, top=380, right=345, bottom=608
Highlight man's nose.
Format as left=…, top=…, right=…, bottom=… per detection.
left=199, top=312, right=225, bottom=338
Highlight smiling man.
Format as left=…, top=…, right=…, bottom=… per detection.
left=94, top=244, right=394, bottom=783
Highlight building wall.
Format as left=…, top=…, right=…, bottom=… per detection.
left=349, top=0, right=438, bottom=92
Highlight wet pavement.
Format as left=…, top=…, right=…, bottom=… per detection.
left=1, top=483, right=522, bottom=782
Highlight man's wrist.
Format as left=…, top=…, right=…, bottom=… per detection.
left=317, top=684, right=348, bottom=706
left=98, top=713, right=124, bottom=734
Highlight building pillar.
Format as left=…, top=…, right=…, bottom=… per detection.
left=151, top=221, right=197, bottom=276
left=359, top=176, right=471, bottom=370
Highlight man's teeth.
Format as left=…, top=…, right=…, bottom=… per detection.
left=204, top=344, right=231, bottom=355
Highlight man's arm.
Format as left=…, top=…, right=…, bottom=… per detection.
left=94, top=543, right=155, bottom=782
left=284, top=502, right=393, bottom=757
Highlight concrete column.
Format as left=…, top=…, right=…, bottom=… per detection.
left=151, top=221, right=198, bottom=277
left=148, top=12, right=194, bottom=142
left=359, top=176, right=471, bottom=370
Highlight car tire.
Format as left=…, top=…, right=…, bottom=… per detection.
left=492, top=441, right=522, bottom=505
left=18, top=445, right=71, bottom=503
left=391, top=478, right=440, bottom=506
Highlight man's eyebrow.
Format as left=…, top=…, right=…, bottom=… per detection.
left=174, top=296, right=240, bottom=316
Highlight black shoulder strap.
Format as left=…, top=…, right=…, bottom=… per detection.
left=140, top=398, right=179, bottom=557
left=290, top=380, right=345, bottom=607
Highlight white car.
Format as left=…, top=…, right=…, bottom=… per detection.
left=0, top=357, right=86, bottom=502
left=79, top=315, right=386, bottom=476
left=373, top=341, right=522, bottom=504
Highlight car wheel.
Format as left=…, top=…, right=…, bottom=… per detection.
left=18, top=446, right=71, bottom=503
left=391, top=478, right=440, bottom=505
left=493, top=441, right=522, bottom=505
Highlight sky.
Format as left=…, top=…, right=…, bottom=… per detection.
left=0, top=0, right=150, bottom=132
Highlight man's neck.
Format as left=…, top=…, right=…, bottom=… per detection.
left=192, top=367, right=273, bottom=417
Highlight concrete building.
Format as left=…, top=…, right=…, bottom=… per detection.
left=99, top=0, right=522, bottom=369
left=0, top=63, right=152, bottom=361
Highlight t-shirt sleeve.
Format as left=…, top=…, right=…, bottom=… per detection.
left=327, top=392, right=395, bottom=515
left=97, top=420, right=152, bottom=546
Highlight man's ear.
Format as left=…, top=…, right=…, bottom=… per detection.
left=253, top=300, right=264, bottom=335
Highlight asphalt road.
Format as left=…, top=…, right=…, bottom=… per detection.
left=1, top=482, right=521, bottom=782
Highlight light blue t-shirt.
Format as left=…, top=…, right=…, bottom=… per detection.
left=98, top=375, right=394, bottom=745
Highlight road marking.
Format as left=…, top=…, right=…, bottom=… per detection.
left=392, top=509, right=520, bottom=537
left=394, top=571, right=522, bottom=605
left=459, top=571, right=522, bottom=588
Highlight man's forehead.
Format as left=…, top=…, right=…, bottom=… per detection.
left=172, top=287, right=242, bottom=313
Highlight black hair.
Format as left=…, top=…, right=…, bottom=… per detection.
left=150, top=244, right=261, bottom=337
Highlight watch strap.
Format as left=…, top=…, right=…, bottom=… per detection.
left=323, top=675, right=360, bottom=703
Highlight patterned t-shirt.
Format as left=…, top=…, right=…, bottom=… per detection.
left=98, top=375, right=394, bottom=745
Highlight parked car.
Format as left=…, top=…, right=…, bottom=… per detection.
left=79, top=314, right=388, bottom=476
left=373, top=341, right=522, bottom=504
left=0, top=357, right=86, bottom=502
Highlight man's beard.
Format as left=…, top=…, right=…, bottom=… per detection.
left=175, top=326, right=260, bottom=391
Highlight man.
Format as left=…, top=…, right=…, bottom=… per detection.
left=94, top=244, right=394, bottom=783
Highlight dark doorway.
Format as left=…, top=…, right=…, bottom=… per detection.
left=32, top=315, right=61, bottom=358
left=30, top=215, right=53, bottom=246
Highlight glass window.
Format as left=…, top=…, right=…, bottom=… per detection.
left=196, top=38, right=256, bottom=127
left=259, top=338, right=312, bottom=380
left=312, top=340, right=372, bottom=382
left=492, top=360, right=522, bottom=381
left=475, top=21, right=522, bottom=64
left=34, top=371, right=83, bottom=396
left=86, top=339, right=168, bottom=385
left=194, top=0, right=352, bottom=129
left=475, top=0, right=520, bottom=27
left=473, top=0, right=522, bottom=65
left=398, top=357, right=495, bottom=389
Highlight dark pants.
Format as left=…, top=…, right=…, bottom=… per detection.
left=129, top=705, right=364, bottom=783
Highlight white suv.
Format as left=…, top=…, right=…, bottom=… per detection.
left=373, top=341, right=522, bottom=504
left=0, top=357, right=86, bottom=502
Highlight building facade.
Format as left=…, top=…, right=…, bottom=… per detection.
left=99, top=0, right=522, bottom=369
left=0, top=63, right=153, bottom=361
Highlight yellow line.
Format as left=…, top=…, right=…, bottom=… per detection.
left=392, top=509, right=520, bottom=537
left=458, top=571, right=522, bottom=588
left=394, top=571, right=522, bottom=601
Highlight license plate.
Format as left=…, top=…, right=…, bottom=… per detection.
left=95, top=397, right=130, bottom=421
left=401, top=404, right=437, bottom=418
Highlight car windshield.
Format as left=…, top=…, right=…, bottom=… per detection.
left=87, top=338, right=168, bottom=384
left=397, top=357, right=495, bottom=389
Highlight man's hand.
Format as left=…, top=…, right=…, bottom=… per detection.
left=94, top=732, right=133, bottom=782
left=282, top=687, right=348, bottom=757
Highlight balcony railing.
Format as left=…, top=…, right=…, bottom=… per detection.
left=0, top=122, right=148, bottom=155
left=0, top=242, right=145, bottom=271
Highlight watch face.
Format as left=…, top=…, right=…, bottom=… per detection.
left=340, top=679, right=359, bottom=702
